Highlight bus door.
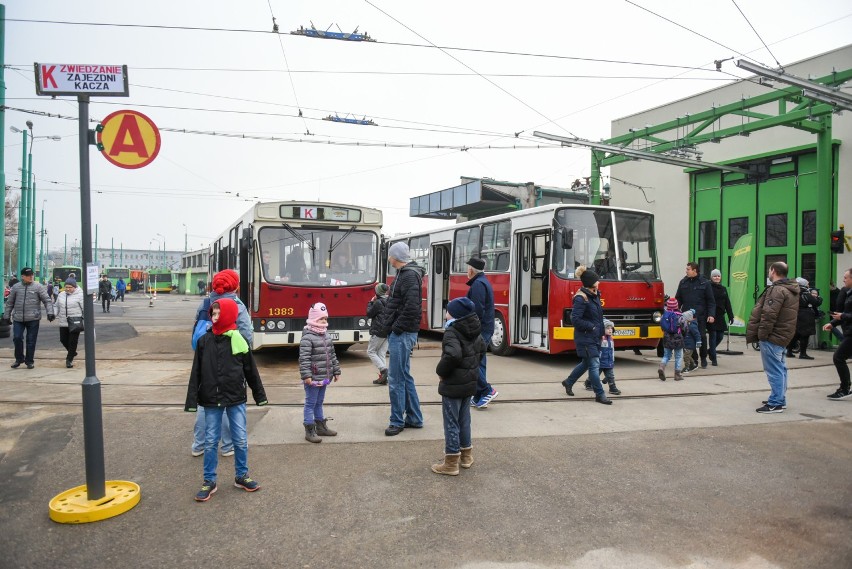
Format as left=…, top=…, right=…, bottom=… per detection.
left=430, top=244, right=450, bottom=328
left=514, top=232, right=533, bottom=346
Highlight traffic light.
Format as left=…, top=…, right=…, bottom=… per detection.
left=830, top=228, right=845, bottom=254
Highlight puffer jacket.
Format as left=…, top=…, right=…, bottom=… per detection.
left=599, top=336, right=615, bottom=369
left=56, top=288, right=85, bottom=328
left=367, top=295, right=388, bottom=337
left=571, top=287, right=603, bottom=357
left=436, top=313, right=485, bottom=399
left=377, top=262, right=424, bottom=336
left=4, top=281, right=53, bottom=322
left=207, top=292, right=253, bottom=344
left=185, top=332, right=267, bottom=410
left=299, top=328, right=342, bottom=382
left=746, top=279, right=800, bottom=346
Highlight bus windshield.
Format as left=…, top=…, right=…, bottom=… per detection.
left=258, top=227, right=378, bottom=287
left=553, top=208, right=659, bottom=281
left=106, top=268, right=130, bottom=279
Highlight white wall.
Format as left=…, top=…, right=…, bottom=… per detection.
left=610, top=44, right=852, bottom=292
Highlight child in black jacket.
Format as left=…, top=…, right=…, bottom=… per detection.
left=185, top=298, right=268, bottom=502
left=432, top=297, right=486, bottom=476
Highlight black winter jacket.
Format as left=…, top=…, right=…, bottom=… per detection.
left=185, top=332, right=267, bottom=410
left=676, top=275, right=716, bottom=321
left=794, top=286, right=823, bottom=336
left=710, top=282, right=734, bottom=332
left=377, top=263, right=424, bottom=336
left=367, top=296, right=389, bottom=337
left=436, top=313, right=486, bottom=399
left=830, top=287, right=852, bottom=338
left=571, top=288, right=603, bottom=357
left=466, top=272, right=495, bottom=337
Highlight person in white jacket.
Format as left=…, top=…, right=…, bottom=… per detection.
left=55, top=277, right=85, bottom=368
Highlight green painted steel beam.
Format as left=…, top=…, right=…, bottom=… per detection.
left=606, top=68, right=852, bottom=146
left=600, top=103, right=834, bottom=167
left=731, top=109, right=771, bottom=120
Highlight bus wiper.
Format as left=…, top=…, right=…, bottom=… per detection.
left=326, top=226, right=356, bottom=269
left=282, top=223, right=315, bottom=251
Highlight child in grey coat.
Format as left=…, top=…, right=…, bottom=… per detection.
left=300, top=302, right=341, bottom=443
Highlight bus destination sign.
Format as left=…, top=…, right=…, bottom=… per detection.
left=34, top=63, right=129, bottom=97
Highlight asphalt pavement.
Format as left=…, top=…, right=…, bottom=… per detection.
left=0, top=293, right=850, bottom=569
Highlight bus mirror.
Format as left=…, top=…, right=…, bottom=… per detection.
left=559, top=228, right=574, bottom=249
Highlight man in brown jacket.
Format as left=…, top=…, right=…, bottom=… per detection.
left=746, top=262, right=800, bottom=413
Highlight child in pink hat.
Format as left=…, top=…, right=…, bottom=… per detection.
left=299, top=302, right=341, bottom=443
left=659, top=297, right=685, bottom=381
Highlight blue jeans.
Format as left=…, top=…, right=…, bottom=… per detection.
left=303, top=384, right=327, bottom=424
left=442, top=396, right=472, bottom=454
left=565, top=346, right=604, bottom=398
left=387, top=331, right=423, bottom=428
left=202, top=404, right=248, bottom=482
left=475, top=331, right=494, bottom=401
left=661, top=348, right=684, bottom=371
left=13, top=320, right=40, bottom=365
left=760, top=341, right=788, bottom=407
left=193, top=406, right=232, bottom=454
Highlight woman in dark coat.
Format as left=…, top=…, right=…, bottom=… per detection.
left=787, top=277, right=822, bottom=360
left=708, top=269, right=734, bottom=366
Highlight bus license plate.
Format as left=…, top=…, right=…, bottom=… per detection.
left=611, top=328, right=637, bottom=337
left=328, top=332, right=339, bottom=340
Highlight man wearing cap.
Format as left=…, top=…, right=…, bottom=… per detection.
left=377, top=241, right=425, bottom=436
left=675, top=262, right=716, bottom=369
left=465, top=257, right=498, bottom=408
left=560, top=266, right=612, bottom=405
left=4, top=268, right=55, bottom=369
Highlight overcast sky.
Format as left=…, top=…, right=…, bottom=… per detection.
left=3, top=0, right=851, bottom=255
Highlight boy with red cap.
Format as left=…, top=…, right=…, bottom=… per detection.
left=186, top=298, right=268, bottom=502
left=190, top=269, right=253, bottom=458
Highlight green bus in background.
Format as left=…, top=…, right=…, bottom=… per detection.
left=104, top=267, right=131, bottom=291
left=147, top=269, right=172, bottom=294
left=52, top=265, right=83, bottom=286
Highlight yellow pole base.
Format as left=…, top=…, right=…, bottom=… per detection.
left=49, top=480, right=140, bottom=524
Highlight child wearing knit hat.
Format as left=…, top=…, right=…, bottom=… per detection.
left=299, top=302, right=342, bottom=443
left=367, top=283, right=391, bottom=385
left=680, top=309, right=703, bottom=373
left=658, top=297, right=685, bottom=381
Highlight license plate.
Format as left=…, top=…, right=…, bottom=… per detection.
left=328, top=332, right=339, bottom=340
left=611, top=328, right=637, bottom=337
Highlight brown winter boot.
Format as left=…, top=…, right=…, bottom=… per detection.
left=315, top=418, right=337, bottom=436
left=431, top=453, right=461, bottom=476
left=674, top=369, right=684, bottom=381
left=304, top=423, right=322, bottom=443
left=460, top=447, right=474, bottom=469
left=658, top=365, right=666, bottom=381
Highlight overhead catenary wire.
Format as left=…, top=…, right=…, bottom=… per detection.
left=265, top=0, right=309, bottom=133
left=364, top=0, right=578, bottom=138
left=730, top=0, right=784, bottom=70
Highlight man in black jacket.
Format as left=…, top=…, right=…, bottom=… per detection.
left=98, top=275, right=113, bottom=313
left=379, top=242, right=426, bottom=436
left=675, top=262, right=716, bottom=369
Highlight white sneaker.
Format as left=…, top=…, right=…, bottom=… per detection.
left=221, top=449, right=235, bottom=457
left=191, top=449, right=203, bottom=457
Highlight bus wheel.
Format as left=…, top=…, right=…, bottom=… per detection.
left=491, top=313, right=515, bottom=356
left=335, top=344, right=352, bottom=355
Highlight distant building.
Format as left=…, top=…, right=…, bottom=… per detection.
left=67, top=246, right=183, bottom=271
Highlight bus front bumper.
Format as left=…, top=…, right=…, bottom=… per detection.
left=552, top=326, right=663, bottom=341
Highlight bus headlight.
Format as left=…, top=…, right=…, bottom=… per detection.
left=358, top=318, right=366, bottom=327
left=266, top=321, right=277, bottom=330
left=277, top=321, right=286, bottom=330
left=652, top=311, right=662, bottom=323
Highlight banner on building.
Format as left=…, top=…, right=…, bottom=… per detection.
left=728, top=233, right=754, bottom=328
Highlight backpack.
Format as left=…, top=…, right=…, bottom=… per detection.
left=661, top=310, right=682, bottom=335
left=191, top=297, right=212, bottom=350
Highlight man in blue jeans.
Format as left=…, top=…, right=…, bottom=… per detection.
left=465, top=257, right=499, bottom=409
left=4, top=267, right=54, bottom=369
left=746, top=262, right=799, bottom=413
left=378, top=242, right=425, bottom=436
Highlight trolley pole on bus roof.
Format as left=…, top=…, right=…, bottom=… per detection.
left=35, top=61, right=140, bottom=523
